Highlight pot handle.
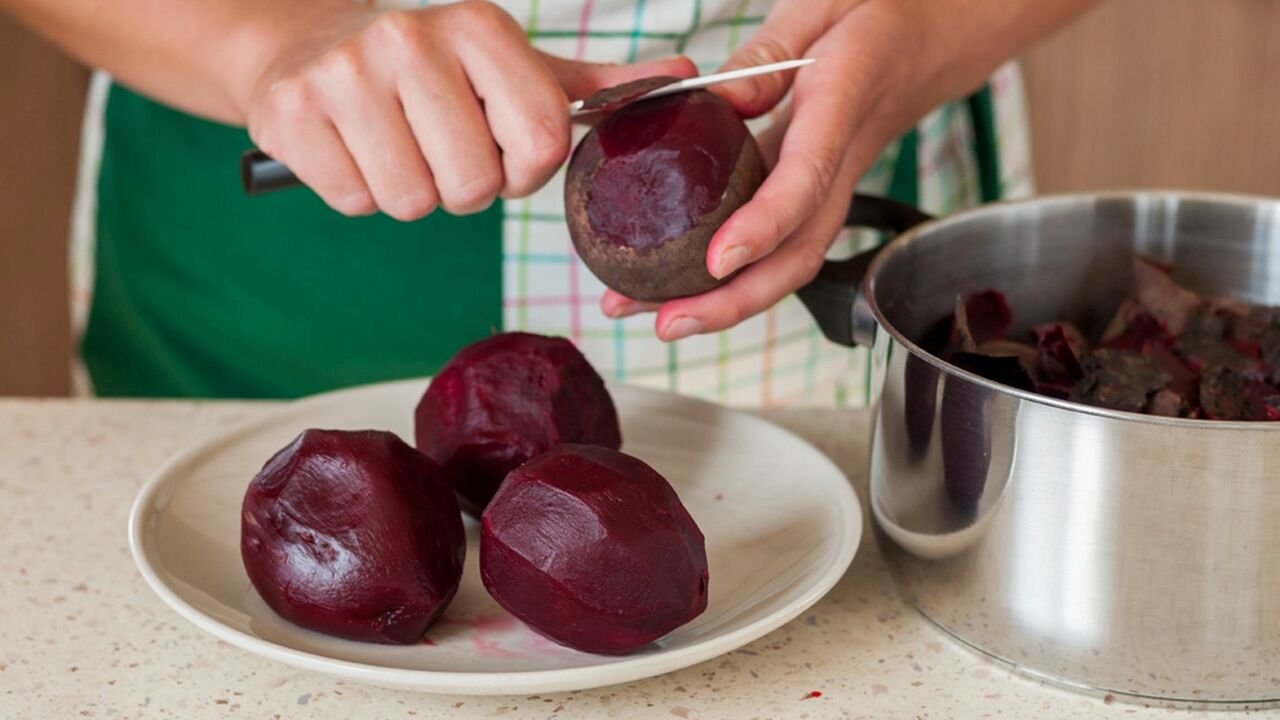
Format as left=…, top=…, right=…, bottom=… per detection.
left=796, top=194, right=933, bottom=347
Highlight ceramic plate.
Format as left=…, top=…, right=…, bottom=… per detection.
left=129, top=379, right=861, bottom=694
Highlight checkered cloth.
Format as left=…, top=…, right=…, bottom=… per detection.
left=480, top=0, right=1035, bottom=407
left=69, top=0, right=1034, bottom=405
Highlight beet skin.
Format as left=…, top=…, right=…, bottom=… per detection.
left=415, top=333, right=622, bottom=516
left=480, top=444, right=709, bottom=655
left=565, top=89, right=765, bottom=302
left=241, top=429, right=464, bottom=645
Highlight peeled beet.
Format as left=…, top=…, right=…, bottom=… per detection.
left=565, top=88, right=765, bottom=302
left=241, top=429, right=464, bottom=644
left=415, top=332, right=622, bottom=516
left=480, top=444, right=709, bottom=655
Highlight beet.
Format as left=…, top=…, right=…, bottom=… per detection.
left=1144, top=342, right=1199, bottom=408
left=576, top=76, right=681, bottom=114
left=1174, top=305, right=1268, bottom=378
left=1199, top=365, right=1280, bottom=421
left=1148, top=388, right=1189, bottom=417
left=1133, top=256, right=1200, bottom=334
left=930, top=258, right=1280, bottom=421
left=1070, top=350, right=1170, bottom=413
left=1100, top=299, right=1167, bottom=351
left=1031, top=323, right=1086, bottom=386
left=565, top=89, right=765, bottom=302
left=415, top=332, right=621, bottom=516
left=963, top=290, right=1013, bottom=346
left=480, top=444, right=708, bottom=655
left=240, top=430, right=464, bottom=645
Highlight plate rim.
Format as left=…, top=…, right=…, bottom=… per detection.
left=128, top=378, right=862, bottom=694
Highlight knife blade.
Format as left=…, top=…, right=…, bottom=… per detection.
left=242, top=58, right=814, bottom=196
left=568, top=58, right=815, bottom=117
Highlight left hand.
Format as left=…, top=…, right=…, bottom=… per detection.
left=601, top=0, right=1098, bottom=341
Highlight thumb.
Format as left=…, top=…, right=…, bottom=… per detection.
left=540, top=52, right=699, bottom=102
left=713, top=1, right=829, bottom=117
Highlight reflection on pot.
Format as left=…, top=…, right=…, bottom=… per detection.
left=940, top=372, right=992, bottom=517
left=871, top=337, right=1017, bottom=562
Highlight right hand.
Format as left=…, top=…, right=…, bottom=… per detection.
left=240, top=0, right=696, bottom=220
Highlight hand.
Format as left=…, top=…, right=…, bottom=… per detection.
left=241, top=0, right=696, bottom=219
left=601, top=0, right=1096, bottom=340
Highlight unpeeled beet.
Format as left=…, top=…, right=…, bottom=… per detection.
left=480, top=444, right=709, bottom=655
left=240, top=429, right=464, bottom=644
left=415, top=333, right=622, bottom=516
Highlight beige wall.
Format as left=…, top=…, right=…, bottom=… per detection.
left=1023, top=0, right=1280, bottom=195
left=0, top=13, right=84, bottom=396
left=2, top=0, right=1279, bottom=396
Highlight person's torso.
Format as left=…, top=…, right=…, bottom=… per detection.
left=73, top=0, right=1028, bottom=403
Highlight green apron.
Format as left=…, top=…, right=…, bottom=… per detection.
left=83, top=85, right=502, bottom=398
left=82, top=83, right=1001, bottom=399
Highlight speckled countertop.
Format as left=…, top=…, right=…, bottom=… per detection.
left=0, top=398, right=1241, bottom=719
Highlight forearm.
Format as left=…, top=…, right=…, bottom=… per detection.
left=921, top=0, right=1100, bottom=100
left=0, top=0, right=367, bottom=124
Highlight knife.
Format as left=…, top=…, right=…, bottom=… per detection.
left=241, top=58, right=814, bottom=196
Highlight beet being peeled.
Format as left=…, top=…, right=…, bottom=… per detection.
left=415, top=332, right=622, bottom=516
left=240, top=429, right=464, bottom=645
left=565, top=88, right=765, bottom=302
left=480, top=444, right=709, bottom=655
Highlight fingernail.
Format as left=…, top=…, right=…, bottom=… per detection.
left=607, top=301, right=646, bottom=319
left=662, top=316, right=703, bottom=342
left=714, top=245, right=751, bottom=279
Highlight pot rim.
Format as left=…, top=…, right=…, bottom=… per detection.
left=863, top=188, right=1280, bottom=430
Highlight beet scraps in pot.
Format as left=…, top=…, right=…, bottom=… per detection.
left=1070, top=349, right=1170, bottom=413
left=950, top=352, right=1036, bottom=392
left=1132, top=256, right=1200, bottom=335
left=963, top=290, right=1013, bottom=346
left=1100, top=299, right=1167, bottom=352
left=1199, top=365, right=1280, bottom=421
left=923, top=255, right=1280, bottom=421
left=1031, top=323, right=1086, bottom=386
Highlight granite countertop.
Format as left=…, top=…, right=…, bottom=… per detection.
left=0, top=398, right=1215, bottom=719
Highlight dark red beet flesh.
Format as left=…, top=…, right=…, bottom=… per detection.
left=565, top=89, right=765, bottom=302
left=240, top=429, right=464, bottom=645
left=415, top=332, right=622, bottom=516
left=588, top=91, right=748, bottom=250
left=480, top=444, right=709, bottom=655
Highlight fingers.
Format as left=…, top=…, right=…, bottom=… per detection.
left=453, top=18, right=572, bottom=199
left=319, top=49, right=441, bottom=221
left=250, top=80, right=376, bottom=216
left=542, top=53, right=699, bottom=102
left=653, top=152, right=862, bottom=341
left=711, top=0, right=833, bottom=117
left=601, top=290, right=660, bottom=319
left=248, top=2, right=700, bottom=221
left=704, top=37, right=883, bottom=281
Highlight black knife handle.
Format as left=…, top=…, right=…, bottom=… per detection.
left=241, top=150, right=302, bottom=195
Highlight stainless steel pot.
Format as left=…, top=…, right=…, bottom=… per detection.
left=802, top=191, right=1280, bottom=707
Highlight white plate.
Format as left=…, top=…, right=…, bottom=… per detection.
left=129, top=379, right=861, bottom=695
